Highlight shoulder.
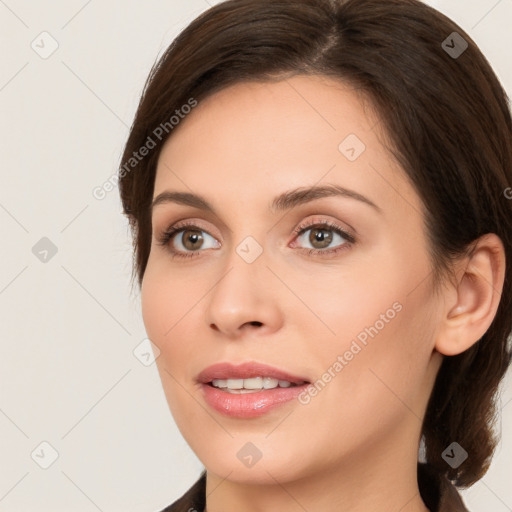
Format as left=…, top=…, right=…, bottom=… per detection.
left=418, top=462, right=470, bottom=512
left=155, top=470, right=206, bottom=512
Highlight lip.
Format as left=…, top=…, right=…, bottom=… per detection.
left=197, top=362, right=311, bottom=419
left=197, top=361, right=309, bottom=385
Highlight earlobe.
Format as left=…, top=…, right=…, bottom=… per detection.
left=435, top=233, right=506, bottom=357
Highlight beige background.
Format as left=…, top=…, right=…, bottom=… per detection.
left=0, top=0, right=511, bottom=510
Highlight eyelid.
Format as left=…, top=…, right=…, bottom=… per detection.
left=157, top=218, right=219, bottom=240
left=158, top=216, right=354, bottom=240
left=292, top=216, right=356, bottom=242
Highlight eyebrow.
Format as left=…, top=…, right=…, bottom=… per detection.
left=151, top=184, right=382, bottom=215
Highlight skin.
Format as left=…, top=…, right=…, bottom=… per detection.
left=141, top=75, right=505, bottom=512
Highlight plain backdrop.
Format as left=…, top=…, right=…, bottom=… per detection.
left=0, top=0, right=511, bottom=511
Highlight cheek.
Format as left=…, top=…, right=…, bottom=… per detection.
left=141, top=265, right=207, bottom=386
left=140, top=259, right=203, bottom=342
left=141, top=270, right=200, bottom=422
left=292, top=246, right=436, bottom=398
left=140, top=271, right=168, bottom=342
left=334, top=286, right=436, bottom=424
left=284, top=256, right=402, bottom=346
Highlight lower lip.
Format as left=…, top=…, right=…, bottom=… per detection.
left=201, top=383, right=309, bottom=418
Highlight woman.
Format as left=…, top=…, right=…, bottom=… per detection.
left=118, top=0, right=512, bottom=511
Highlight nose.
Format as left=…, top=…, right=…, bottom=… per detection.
left=205, top=256, right=284, bottom=340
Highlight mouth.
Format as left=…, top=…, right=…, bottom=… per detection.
left=197, top=362, right=311, bottom=418
left=197, top=361, right=310, bottom=388
left=206, top=377, right=308, bottom=394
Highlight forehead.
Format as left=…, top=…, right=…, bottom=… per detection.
left=153, top=75, right=420, bottom=217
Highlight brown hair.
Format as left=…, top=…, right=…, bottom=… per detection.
left=119, top=0, right=512, bottom=488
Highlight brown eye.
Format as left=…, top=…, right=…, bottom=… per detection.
left=294, top=222, right=352, bottom=253
left=157, top=223, right=220, bottom=259
left=308, top=227, right=333, bottom=249
left=180, top=229, right=204, bottom=251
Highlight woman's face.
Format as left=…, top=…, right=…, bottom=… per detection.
left=141, top=75, right=444, bottom=483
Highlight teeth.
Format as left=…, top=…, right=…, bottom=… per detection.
left=211, top=377, right=301, bottom=392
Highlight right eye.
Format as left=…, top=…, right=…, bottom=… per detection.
left=157, top=222, right=220, bottom=259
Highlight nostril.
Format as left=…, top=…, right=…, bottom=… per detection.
left=249, top=321, right=262, bottom=326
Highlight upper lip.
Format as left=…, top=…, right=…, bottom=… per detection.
left=197, top=362, right=310, bottom=385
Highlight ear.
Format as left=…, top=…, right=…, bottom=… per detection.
left=435, top=233, right=506, bottom=356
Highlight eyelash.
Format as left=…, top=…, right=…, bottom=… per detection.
left=156, top=219, right=356, bottom=260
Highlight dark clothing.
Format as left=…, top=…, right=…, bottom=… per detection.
left=158, top=463, right=469, bottom=512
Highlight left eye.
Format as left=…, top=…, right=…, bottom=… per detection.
left=293, top=223, right=354, bottom=252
